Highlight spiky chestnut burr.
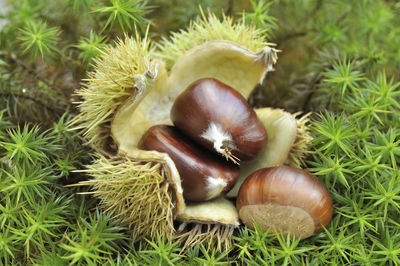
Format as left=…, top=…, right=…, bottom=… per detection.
left=139, top=125, right=239, bottom=201
left=236, top=166, right=333, bottom=239
left=73, top=154, right=177, bottom=241
left=171, top=78, right=267, bottom=163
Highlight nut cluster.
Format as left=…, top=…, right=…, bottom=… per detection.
left=139, top=78, right=266, bottom=202
left=139, top=77, right=333, bottom=239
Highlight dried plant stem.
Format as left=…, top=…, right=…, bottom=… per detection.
left=175, top=222, right=235, bottom=252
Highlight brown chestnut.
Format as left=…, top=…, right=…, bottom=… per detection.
left=170, top=78, right=267, bottom=164
left=138, top=125, right=239, bottom=202
left=236, top=166, right=333, bottom=239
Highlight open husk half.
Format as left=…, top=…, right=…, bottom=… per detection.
left=72, top=12, right=311, bottom=250
left=226, top=108, right=312, bottom=198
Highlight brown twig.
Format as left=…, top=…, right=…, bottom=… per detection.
left=276, top=31, right=308, bottom=43
left=302, top=74, right=322, bottom=112
left=8, top=54, right=57, bottom=90
left=312, top=0, right=324, bottom=16
left=226, top=0, right=234, bottom=16
left=0, top=92, right=63, bottom=116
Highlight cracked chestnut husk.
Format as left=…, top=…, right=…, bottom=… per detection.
left=236, top=166, right=333, bottom=239
left=171, top=78, right=267, bottom=164
left=71, top=12, right=318, bottom=250
left=139, top=125, right=239, bottom=202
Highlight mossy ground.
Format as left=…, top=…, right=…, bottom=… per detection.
left=0, top=0, right=399, bottom=265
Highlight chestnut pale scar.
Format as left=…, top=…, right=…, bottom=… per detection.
left=239, top=203, right=315, bottom=239
left=205, top=176, right=229, bottom=200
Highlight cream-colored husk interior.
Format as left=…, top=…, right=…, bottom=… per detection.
left=111, top=41, right=276, bottom=226
left=111, top=59, right=170, bottom=154
left=112, top=40, right=275, bottom=154
left=177, top=197, right=240, bottom=226
left=227, top=108, right=297, bottom=198
left=166, top=40, right=274, bottom=99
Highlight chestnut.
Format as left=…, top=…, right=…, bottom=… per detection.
left=138, top=125, right=239, bottom=202
left=170, top=78, right=267, bottom=164
left=236, top=166, right=333, bottom=239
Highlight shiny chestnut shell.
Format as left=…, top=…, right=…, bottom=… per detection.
left=139, top=125, right=239, bottom=202
left=170, top=78, right=267, bottom=163
left=237, top=166, right=333, bottom=239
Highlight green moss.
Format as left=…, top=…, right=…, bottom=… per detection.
left=0, top=0, right=399, bottom=264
